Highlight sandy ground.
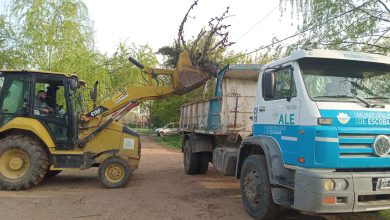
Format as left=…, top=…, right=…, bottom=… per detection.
left=0, top=136, right=387, bottom=220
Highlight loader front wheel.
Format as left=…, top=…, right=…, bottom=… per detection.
left=0, top=135, right=48, bottom=190
left=98, top=156, right=131, bottom=189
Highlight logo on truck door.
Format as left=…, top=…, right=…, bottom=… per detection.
left=278, top=113, right=295, bottom=125
left=337, top=112, right=351, bottom=124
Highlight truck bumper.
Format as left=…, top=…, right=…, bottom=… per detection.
left=293, top=169, right=390, bottom=213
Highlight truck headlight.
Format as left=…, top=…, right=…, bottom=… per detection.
left=334, top=179, right=349, bottom=191
left=324, top=179, right=335, bottom=191
left=324, top=179, right=348, bottom=191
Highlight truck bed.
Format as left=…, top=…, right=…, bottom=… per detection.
left=179, top=64, right=260, bottom=139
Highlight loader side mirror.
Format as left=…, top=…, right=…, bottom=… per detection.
left=69, top=77, right=79, bottom=94
left=263, top=72, right=275, bottom=99
left=90, top=81, right=98, bottom=108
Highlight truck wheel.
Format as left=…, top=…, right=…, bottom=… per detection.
left=0, top=135, right=48, bottom=190
left=240, top=155, right=279, bottom=220
left=183, top=140, right=199, bottom=174
left=159, top=131, right=164, bottom=137
left=45, top=170, right=62, bottom=178
left=98, top=156, right=131, bottom=189
left=198, top=152, right=210, bottom=174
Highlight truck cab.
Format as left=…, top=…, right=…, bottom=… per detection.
left=238, top=49, right=390, bottom=219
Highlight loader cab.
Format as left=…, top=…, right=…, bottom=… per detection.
left=0, top=71, right=83, bottom=150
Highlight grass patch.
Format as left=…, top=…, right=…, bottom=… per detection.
left=132, top=128, right=154, bottom=135
left=377, top=210, right=390, bottom=218
left=154, top=134, right=182, bottom=149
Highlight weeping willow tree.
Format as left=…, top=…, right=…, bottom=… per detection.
left=1, top=0, right=113, bottom=105
left=280, top=0, right=390, bottom=54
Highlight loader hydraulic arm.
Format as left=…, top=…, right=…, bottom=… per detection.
left=78, top=52, right=212, bottom=147
left=83, top=52, right=210, bottom=120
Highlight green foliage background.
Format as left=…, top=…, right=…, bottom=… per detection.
left=2, top=0, right=388, bottom=127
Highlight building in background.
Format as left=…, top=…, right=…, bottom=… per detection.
left=120, top=105, right=150, bottom=128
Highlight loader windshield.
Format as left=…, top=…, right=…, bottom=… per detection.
left=299, top=58, right=390, bottom=104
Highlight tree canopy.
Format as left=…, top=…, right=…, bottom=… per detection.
left=280, top=0, right=390, bottom=54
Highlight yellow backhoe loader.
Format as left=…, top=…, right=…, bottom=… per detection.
left=0, top=52, right=211, bottom=190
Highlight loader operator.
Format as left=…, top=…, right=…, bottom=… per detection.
left=34, top=90, right=53, bottom=115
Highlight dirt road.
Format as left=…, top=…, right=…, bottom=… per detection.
left=0, top=136, right=387, bottom=220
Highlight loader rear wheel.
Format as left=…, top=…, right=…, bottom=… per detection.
left=98, top=156, right=131, bottom=189
left=0, top=135, right=48, bottom=190
left=183, top=140, right=199, bottom=174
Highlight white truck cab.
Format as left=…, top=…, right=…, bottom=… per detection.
left=237, top=49, right=390, bottom=219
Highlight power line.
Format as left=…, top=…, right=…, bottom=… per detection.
left=235, top=4, right=279, bottom=43
left=235, top=0, right=373, bottom=59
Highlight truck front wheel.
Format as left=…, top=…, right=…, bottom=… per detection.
left=240, top=155, right=279, bottom=219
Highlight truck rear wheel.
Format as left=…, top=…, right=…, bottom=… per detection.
left=98, top=156, right=131, bottom=189
left=0, top=135, right=48, bottom=190
left=198, top=152, right=210, bottom=174
left=240, top=155, right=279, bottom=220
left=183, top=140, right=200, bottom=174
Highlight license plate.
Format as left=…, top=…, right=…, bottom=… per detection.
left=377, top=178, right=390, bottom=190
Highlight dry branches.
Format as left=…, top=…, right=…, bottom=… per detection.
left=177, top=1, right=235, bottom=75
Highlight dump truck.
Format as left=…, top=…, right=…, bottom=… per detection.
left=0, top=52, right=210, bottom=190
left=180, top=64, right=260, bottom=175
left=181, top=49, right=390, bottom=219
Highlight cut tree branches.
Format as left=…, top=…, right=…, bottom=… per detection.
left=166, top=0, right=235, bottom=76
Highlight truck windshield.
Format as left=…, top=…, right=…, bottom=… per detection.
left=299, top=58, right=390, bottom=104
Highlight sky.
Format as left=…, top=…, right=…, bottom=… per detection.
left=0, top=0, right=297, bottom=55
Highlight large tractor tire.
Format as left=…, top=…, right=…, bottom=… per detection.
left=98, top=156, right=131, bottom=189
left=183, top=140, right=199, bottom=174
left=240, top=155, right=279, bottom=220
left=0, top=135, right=48, bottom=190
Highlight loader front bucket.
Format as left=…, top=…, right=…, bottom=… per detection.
left=172, top=52, right=213, bottom=94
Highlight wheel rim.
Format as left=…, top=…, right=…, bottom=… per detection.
left=104, top=164, right=125, bottom=183
left=243, top=168, right=262, bottom=206
left=0, top=149, right=30, bottom=180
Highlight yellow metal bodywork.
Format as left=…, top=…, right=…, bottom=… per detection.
left=0, top=69, right=77, bottom=78
left=0, top=117, right=55, bottom=148
left=100, top=86, right=174, bottom=117
left=80, top=119, right=140, bottom=170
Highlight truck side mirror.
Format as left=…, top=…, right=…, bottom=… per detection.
left=263, top=72, right=275, bottom=99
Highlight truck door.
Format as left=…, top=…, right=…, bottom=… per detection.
left=257, top=65, right=301, bottom=161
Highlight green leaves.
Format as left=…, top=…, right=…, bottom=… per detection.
left=281, top=0, right=390, bottom=54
